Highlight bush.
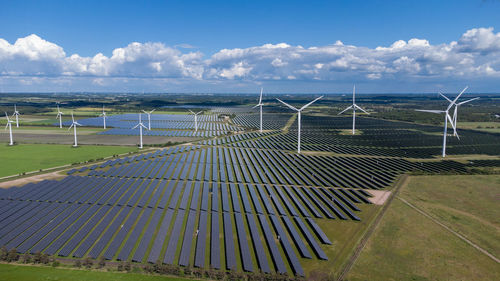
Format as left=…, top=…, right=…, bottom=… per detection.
left=7, top=248, right=19, bottom=262
left=22, top=253, right=31, bottom=264
left=0, top=246, right=8, bottom=261
left=41, top=253, right=50, bottom=264
left=97, top=256, right=106, bottom=268
left=124, top=261, right=131, bottom=272
left=83, top=257, right=93, bottom=268
left=52, top=260, right=60, bottom=267
left=74, top=260, right=82, bottom=268
left=32, top=251, right=42, bottom=264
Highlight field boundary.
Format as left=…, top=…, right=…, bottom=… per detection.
left=397, top=196, right=500, bottom=264
left=336, top=174, right=409, bottom=281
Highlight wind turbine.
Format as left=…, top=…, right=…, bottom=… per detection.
left=56, top=103, right=64, bottom=129
left=4, top=112, right=13, bottom=145
left=12, top=105, right=20, bottom=128
left=68, top=112, right=82, bottom=147
left=338, top=85, right=369, bottom=134
left=439, top=90, right=478, bottom=138
left=252, top=88, right=265, bottom=133
left=132, top=113, right=148, bottom=149
left=99, top=105, right=107, bottom=129
left=276, top=96, right=323, bottom=154
left=142, top=109, right=155, bottom=130
left=188, top=110, right=203, bottom=132
left=416, top=86, right=467, bottom=157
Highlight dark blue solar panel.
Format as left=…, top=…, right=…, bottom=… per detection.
left=194, top=211, right=208, bottom=268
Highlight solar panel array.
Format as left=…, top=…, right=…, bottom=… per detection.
left=58, top=113, right=243, bottom=137
left=5, top=109, right=499, bottom=277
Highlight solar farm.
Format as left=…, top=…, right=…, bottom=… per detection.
left=1, top=93, right=499, bottom=280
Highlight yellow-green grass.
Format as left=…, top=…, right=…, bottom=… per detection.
left=347, top=175, right=500, bottom=281
left=0, top=144, right=137, bottom=178
left=458, top=122, right=500, bottom=133
left=301, top=204, right=381, bottom=279
left=0, top=263, right=191, bottom=281
left=398, top=175, right=500, bottom=256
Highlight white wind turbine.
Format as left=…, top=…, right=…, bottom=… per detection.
left=439, top=90, right=478, bottom=138
left=416, top=87, right=467, bottom=157
left=12, top=105, right=20, bottom=128
left=132, top=113, right=148, bottom=149
left=188, top=110, right=203, bottom=132
left=99, top=105, right=107, bottom=129
left=252, top=88, right=265, bottom=133
left=142, top=109, right=155, bottom=130
left=338, top=85, right=369, bottom=134
left=56, top=103, right=64, bottom=129
left=276, top=96, right=323, bottom=154
left=68, top=112, right=82, bottom=147
left=4, top=112, right=14, bottom=145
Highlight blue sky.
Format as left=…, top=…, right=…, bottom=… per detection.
left=0, top=0, right=499, bottom=93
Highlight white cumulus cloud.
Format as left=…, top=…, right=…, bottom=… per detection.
left=1, top=27, right=500, bottom=92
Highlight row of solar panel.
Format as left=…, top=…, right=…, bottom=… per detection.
left=90, top=146, right=390, bottom=189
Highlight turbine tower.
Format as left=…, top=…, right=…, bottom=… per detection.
left=4, top=112, right=13, bottom=145
left=142, top=109, right=155, bottom=130
left=68, top=112, right=82, bottom=147
left=338, top=86, right=369, bottom=134
left=12, top=105, right=20, bottom=128
left=252, top=88, right=265, bottom=133
left=132, top=113, right=148, bottom=149
left=276, top=96, right=323, bottom=154
left=188, top=110, right=203, bottom=132
left=416, top=86, right=467, bottom=157
left=439, top=89, right=478, bottom=138
left=99, top=105, right=107, bottom=129
left=56, top=103, right=64, bottom=129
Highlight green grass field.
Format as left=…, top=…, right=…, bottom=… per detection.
left=458, top=122, right=500, bottom=133
left=0, top=264, right=190, bottom=281
left=347, top=175, right=500, bottom=281
left=0, top=144, right=138, bottom=178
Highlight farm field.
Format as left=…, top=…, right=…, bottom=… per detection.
left=0, top=144, right=138, bottom=178
left=0, top=264, right=190, bottom=281
left=347, top=175, right=500, bottom=281
left=458, top=122, right=500, bottom=133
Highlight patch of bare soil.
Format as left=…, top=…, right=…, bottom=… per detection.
left=367, top=190, right=392, bottom=205
left=0, top=171, right=66, bottom=189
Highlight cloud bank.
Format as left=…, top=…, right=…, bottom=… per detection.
left=1, top=27, right=500, bottom=92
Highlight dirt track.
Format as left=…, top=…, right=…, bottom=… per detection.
left=0, top=171, right=66, bottom=189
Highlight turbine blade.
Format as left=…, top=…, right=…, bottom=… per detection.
left=415, top=109, right=445, bottom=114
left=457, top=97, right=479, bottom=105
left=252, top=104, right=259, bottom=109
left=196, top=111, right=203, bottom=115
left=132, top=124, right=139, bottom=129
left=68, top=124, right=73, bottom=130
left=142, top=110, right=148, bottom=114
left=439, top=92, right=452, bottom=103
left=188, top=109, right=195, bottom=115
left=338, top=105, right=353, bottom=115
left=259, top=88, right=263, bottom=104
left=150, top=109, right=155, bottom=113
left=354, top=104, right=369, bottom=114
left=300, top=96, right=323, bottom=111
left=4, top=123, right=8, bottom=130
left=352, top=85, right=356, bottom=104
left=276, top=98, right=299, bottom=111
left=448, top=86, right=468, bottom=110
